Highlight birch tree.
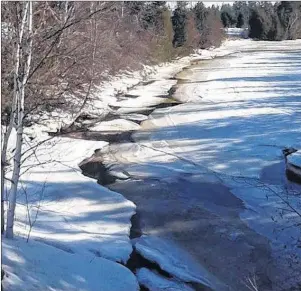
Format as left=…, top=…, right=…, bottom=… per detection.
left=1, top=2, right=28, bottom=234
left=6, top=1, right=33, bottom=238
left=1, top=1, right=114, bottom=238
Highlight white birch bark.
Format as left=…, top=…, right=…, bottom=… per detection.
left=1, top=2, right=29, bottom=234
left=6, top=1, right=33, bottom=238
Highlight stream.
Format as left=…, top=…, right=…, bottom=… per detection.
left=79, top=41, right=301, bottom=291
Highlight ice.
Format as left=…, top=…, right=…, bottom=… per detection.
left=3, top=39, right=301, bottom=291
left=2, top=237, right=139, bottom=291
left=134, top=236, right=226, bottom=290
left=89, top=119, right=140, bottom=132
left=136, top=268, right=194, bottom=291
left=101, top=39, right=301, bottom=290
left=287, top=150, right=301, bottom=168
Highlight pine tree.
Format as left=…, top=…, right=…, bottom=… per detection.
left=171, top=2, right=188, bottom=47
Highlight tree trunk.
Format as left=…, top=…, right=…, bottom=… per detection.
left=6, top=1, right=33, bottom=239
left=1, top=2, right=29, bottom=235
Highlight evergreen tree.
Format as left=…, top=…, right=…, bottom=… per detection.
left=236, top=13, right=244, bottom=28
left=233, top=1, right=249, bottom=28
left=248, top=3, right=282, bottom=41
left=194, top=2, right=208, bottom=33
left=220, top=4, right=236, bottom=27
left=171, top=2, right=188, bottom=47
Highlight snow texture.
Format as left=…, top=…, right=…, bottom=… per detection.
left=136, top=268, right=194, bottom=291
left=2, top=237, right=139, bottom=291
left=287, top=150, right=301, bottom=168
left=134, top=236, right=225, bottom=290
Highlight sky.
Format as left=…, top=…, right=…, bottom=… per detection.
left=166, top=1, right=234, bottom=9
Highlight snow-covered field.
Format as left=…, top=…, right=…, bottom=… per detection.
left=2, top=39, right=301, bottom=291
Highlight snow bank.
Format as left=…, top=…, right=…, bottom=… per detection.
left=26, top=40, right=236, bottom=133
left=287, top=150, right=301, bottom=168
left=89, top=119, right=141, bottom=132
left=134, top=236, right=225, bottom=290
left=5, top=137, right=136, bottom=263
left=136, top=268, right=194, bottom=291
left=3, top=131, right=137, bottom=289
left=2, top=237, right=139, bottom=291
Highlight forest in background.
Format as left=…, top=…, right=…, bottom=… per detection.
left=2, top=1, right=301, bottom=122
left=1, top=1, right=223, bottom=122
left=220, top=1, right=301, bottom=40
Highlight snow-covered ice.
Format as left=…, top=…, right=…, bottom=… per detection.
left=2, top=134, right=138, bottom=289
left=2, top=42, right=233, bottom=291
left=136, top=268, right=194, bottom=291
left=2, top=237, right=139, bottom=291
left=101, top=39, right=301, bottom=290
left=287, top=150, right=301, bottom=168
left=134, top=236, right=225, bottom=290
left=3, top=39, right=301, bottom=291
left=5, top=137, right=136, bottom=263
left=89, top=118, right=141, bottom=132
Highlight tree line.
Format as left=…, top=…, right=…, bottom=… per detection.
left=220, top=1, right=301, bottom=40
left=1, top=1, right=223, bottom=122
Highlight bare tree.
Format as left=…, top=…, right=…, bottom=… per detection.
left=1, top=2, right=29, bottom=234
left=1, top=1, right=114, bottom=238
left=286, top=9, right=301, bottom=39
left=1, top=1, right=226, bottom=238
left=65, top=2, right=98, bottom=129
left=6, top=1, right=33, bottom=238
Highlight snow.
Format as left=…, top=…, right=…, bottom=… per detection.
left=134, top=236, right=225, bottom=290
left=287, top=150, right=301, bottom=168
left=8, top=137, right=136, bottom=263
left=225, top=27, right=248, bottom=38
left=119, top=113, right=149, bottom=122
left=2, top=41, right=235, bottom=291
left=136, top=268, right=194, bottom=291
left=286, top=150, right=301, bottom=180
left=2, top=237, right=139, bottom=291
left=3, top=39, right=301, bottom=291
left=89, top=119, right=141, bottom=132
left=3, top=135, right=137, bottom=289
left=98, top=39, right=301, bottom=289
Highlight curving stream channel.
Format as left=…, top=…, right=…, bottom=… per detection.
left=80, top=40, right=301, bottom=291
